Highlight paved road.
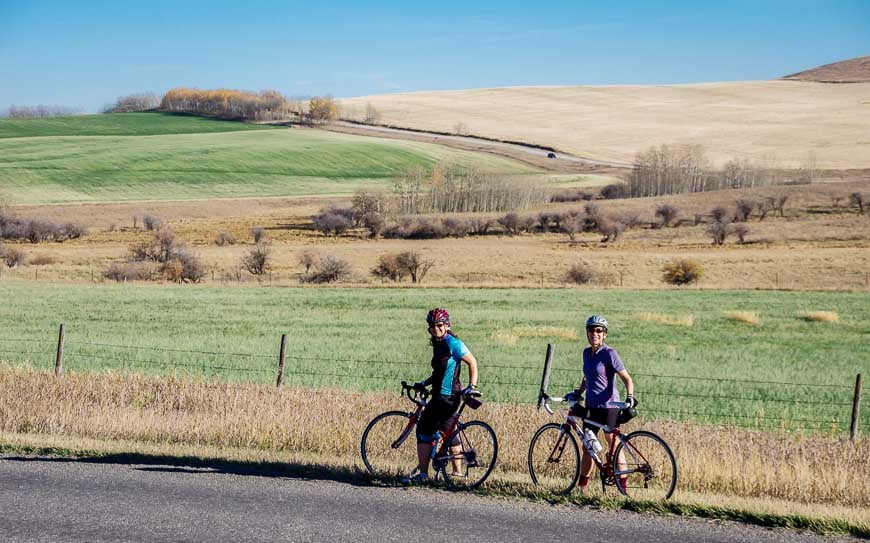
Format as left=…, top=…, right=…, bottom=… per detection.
left=0, top=456, right=854, bottom=543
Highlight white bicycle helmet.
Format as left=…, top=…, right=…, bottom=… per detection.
left=585, top=315, right=609, bottom=331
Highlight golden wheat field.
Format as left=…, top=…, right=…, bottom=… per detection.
left=340, top=80, right=870, bottom=169
left=0, top=367, right=866, bottom=526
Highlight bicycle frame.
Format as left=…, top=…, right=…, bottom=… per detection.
left=389, top=382, right=470, bottom=466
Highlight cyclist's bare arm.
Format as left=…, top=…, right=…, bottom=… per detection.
left=461, top=353, right=478, bottom=387
left=616, top=369, right=633, bottom=397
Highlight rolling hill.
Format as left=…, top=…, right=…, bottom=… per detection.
left=782, top=55, right=870, bottom=83
left=0, top=113, right=541, bottom=205
left=341, top=67, right=870, bottom=169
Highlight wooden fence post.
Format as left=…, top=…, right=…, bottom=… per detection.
left=54, top=323, right=65, bottom=377
left=276, top=333, right=288, bottom=388
left=851, top=373, right=862, bottom=441
left=537, top=343, right=554, bottom=410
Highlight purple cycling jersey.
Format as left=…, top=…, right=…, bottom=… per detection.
left=583, top=343, right=625, bottom=408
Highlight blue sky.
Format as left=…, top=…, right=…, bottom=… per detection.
left=2, top=0, right=868, bottom=112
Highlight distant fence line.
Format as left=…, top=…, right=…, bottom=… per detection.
left=0, top=326, right=864, bottom=440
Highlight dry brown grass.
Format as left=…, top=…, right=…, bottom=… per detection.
left=1, top=366, right=867, bottom=515
left=798, top=311, right=840, bottom=323
left=724, top=311, right=761, bottom=325
left=638, top=313, right=695, bottom=327
left=27, top=254, right=59, bottom=266
left=5, top=179, right=870, bottom=290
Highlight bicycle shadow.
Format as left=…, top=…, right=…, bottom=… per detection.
left=1, top=452, right=401, bottom=489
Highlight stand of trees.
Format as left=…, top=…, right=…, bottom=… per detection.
left=159, top=88, right=295, bottom=121
left=103, top=92, right=161, bottom=113
left=4, top=104, right=80, bottom=118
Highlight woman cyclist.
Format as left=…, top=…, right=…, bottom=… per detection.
left=571, top=315, right=635, bottom=493
left=401, top=308, right=478, bottom=485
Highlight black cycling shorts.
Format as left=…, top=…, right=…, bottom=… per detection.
left=569, top=405, right=620, bottom=435
left=417, top=395, right=459, bottom=442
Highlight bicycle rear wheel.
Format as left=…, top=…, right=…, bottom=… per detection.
left=438, top=420, right=498, bottom=490
left=612, top=430, right=677, bottom=500
left=360, top=411, right=418, bottom=478
left=528, top=423, right=580, bottom=494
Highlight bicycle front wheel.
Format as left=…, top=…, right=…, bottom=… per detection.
left=613, top=430, right=677, bottom=500
left=438, top=420, right=498, bottom=490
left=528, top=423, right=580, bottom=494
left=360, top=411, right=418, bottom=478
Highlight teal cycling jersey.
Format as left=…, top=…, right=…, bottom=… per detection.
left=430, top=333, right=470, bottom=397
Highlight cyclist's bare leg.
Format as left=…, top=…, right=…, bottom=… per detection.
left=579, top=449, right=593, bottom=491
left=607, top=433, right=627, bottom=488
left=415, top=442, right=432, bottom=475
left=449, top=444, right=463, bottom=475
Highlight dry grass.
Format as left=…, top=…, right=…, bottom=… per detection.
left=724, top=311, right=760, bottom=325
left=1, top=366, right=867, bottom=514
left=27, top=254, right=59, bottom=266
left=341, top=81, right=870, bottom=168
left=5, top=178, right=868, bottom=290
left=638, top=313, right=696, bottom=327
left=798, top=311, right=840, bottom=323
left=491, top=327, right=577, bottom=346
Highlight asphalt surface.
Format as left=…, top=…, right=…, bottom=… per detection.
left=0, top=455, right=857, bottom=543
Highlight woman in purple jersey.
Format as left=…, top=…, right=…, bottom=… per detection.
left=570, top=315, right=636, bottom=493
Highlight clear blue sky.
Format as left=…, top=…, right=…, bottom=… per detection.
left=2, top=0, right=868, bottom=113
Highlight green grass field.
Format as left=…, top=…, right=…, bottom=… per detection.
left=1, top=283, right=866, bottom=433
left=0, top=113, right=539, bottom=204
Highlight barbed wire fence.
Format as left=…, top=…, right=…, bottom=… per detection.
left=0, top=326, right=864, bottom=440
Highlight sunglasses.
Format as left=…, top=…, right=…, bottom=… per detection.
left=429, top=323, right=448, bottom=329
left=586, top=327, right=606, bottom=334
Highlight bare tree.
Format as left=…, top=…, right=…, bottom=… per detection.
left=654, top=204, right=680, bottom=228
left=707, top=220, right=731, bottom=246
left=397, top=251, right=434, bottom=283
left=732, top=223, right=749, bottom=243
left=734, top=199, right=755, bottom=222
left=851, top=192, right=865, bottom=215
left=242, top=244, right=271, bottom=275
left=298, top=250, right=320, bottom=274
left=363, top=102, right=381, bottom=124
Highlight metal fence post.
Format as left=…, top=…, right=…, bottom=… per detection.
left=54, top=323, right=65, bottom=377
left=276, top=333, right=288, bottom=388
left=851, top=373, right=862, bottom=441
left=537, top=343, right=554, bottom=410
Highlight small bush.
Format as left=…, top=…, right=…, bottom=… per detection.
left=655, top=204, right=680, bottom=228
left=598, top=218, right=625, bottom=243
left=362, top=212, right=386, bottom=238
left=2, top=246, right=25, bottom=268
left=706, top=220, right=731, bottom=245
left=298, top=250, right=321, bottom=274
left=250, top=227, right=267, bottom=244
left=312, top=211, right=352, bottom=236
left=104, top=261, right=154, bottom=282
left=396, top=251, right=434, bottom=283
left=215, top=231, right=237, bottom=246
left=371, top=254, right=407, bottom=282
left=467, top=218, right=493, bottom=236
left=599, top=183, right=629, bottom=200
left=564, top=262, right=595, bottom=284
left=301, top=254, right=352, bottom=284
left=442, top=217, right=469, bottom=238
left=173, top=249, right=206, bottom=283
left=28, top=254, right=58, bottom=266
left=242, top=244, right=271, bottom=275
left=710, top=206, right=729, bottom=222
left=732, top=223, right=749, bottom=244
left=661, top=259, right=703, bottom=285
left=851, top=192, right=865, bottom=215
left=561, top=212, right=584, bottom=242
left=142, top=214, right=162, bottom=231
left=58, top=222, right=86, bottom=240
left=734, top=199, right=755, bottom=222
left=551, top=189, right=594, bottom=203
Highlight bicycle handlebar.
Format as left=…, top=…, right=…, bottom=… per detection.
left=540, top=392, right=630, bottom=416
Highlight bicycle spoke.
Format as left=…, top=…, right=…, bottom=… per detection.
left=440, top=420, right=498, bottom=490
left=613, top=430, right=677, bottom=500
left=361, top=411, right=418, bottom=478
left=528, top=423, right=580, bottom=494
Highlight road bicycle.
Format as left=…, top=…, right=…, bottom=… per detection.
left=361, top=381, right=498, bottom=490
left=528, top=391, right=677, bottom=500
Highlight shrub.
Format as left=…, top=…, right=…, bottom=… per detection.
left=467, top=218, right=493, bottom=236
left=662, top=259, right=704, bottom=285
left=173, top=248, right=206, bottom=283
left=707, top=220, right=731, bottom=246
left=298, top=250, right=320, bottom=274
left=371, top=254, right=407, bottom=282
left=2, top=246, right=25, bottom=268
left=104, top=261, right=154, bottom=282
left=242, top=244, right=271, bottom=275
left=710, top=206, right=729, bottom=222
left=598, top=218, right=625, bottom=242
left=583, top=202, right=602, bottom=231
left=561, top=212, right=584, bottom=242
left=215, top=231, right=237, bottom=246
left=58, top=222, right=86, bottom=240
left=396, top=251, right=434, bottom=283
left=250, top=227, right=267, bottom=244
left=28, top=254, right=58, bottom=266
left=599, top=183, right=629, bottom=200
left=25, top=219, right=58, bottom=243
left=732, top=223, right=749, bottom=244
left=301, top=254, right=352, bottom=284
left=564, top=262, right=595, bottom=284
left=154, top=228, right=177, bottom=263
left=383, top=218, right=445, bottom=239
left=734, top=199, right=755, bottom=222
left=616, top=212, right=643, bottom=230
left=312, top=211, right=352, bottom=236
left=851, top=192, right=865, bottom=215
left=159, top=259, right=184, bottom=283
left=655, top=204, right=680, bottom=228
left=497, top=212, right=522, bottom=235
left=142, top=214, right=162, bottom=231
left=362, top=212, right=386, bottom=238
left=551, top=189, right=594, bottom=203
left=441, top=217, right=469, bottom=238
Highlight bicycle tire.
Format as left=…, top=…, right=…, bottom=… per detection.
left=528, top=422, right=580, bottom=494
left=612, top=430, right=677, bottom=500
left=360, top=411, right=418, bottom=477
left=438, top=420, right=498, bottom=490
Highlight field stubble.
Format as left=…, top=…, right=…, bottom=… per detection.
left=0, top=367, right=866, bottom=526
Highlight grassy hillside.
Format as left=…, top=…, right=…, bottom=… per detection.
left=1, top=283, right=866, bottom=432
left=0, top=112, right=276, bottom=138
left=341, top=80, right=870, bottom=169
left=0, top=113, right=539, bottom=204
